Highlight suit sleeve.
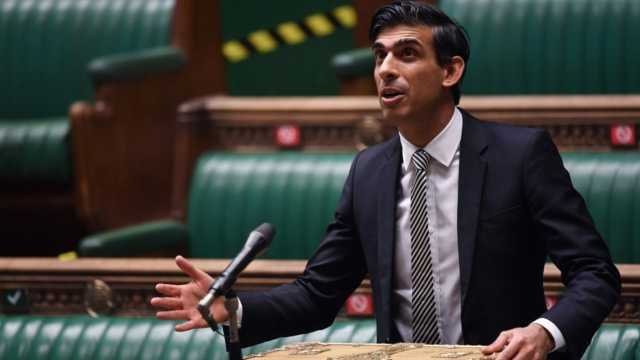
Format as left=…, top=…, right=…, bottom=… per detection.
left=234, top=151, right=369, bottom=347
left=523, top=130, right=621, bottom=359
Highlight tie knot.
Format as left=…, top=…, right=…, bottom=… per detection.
left=412, top=149, right=431, bottom=171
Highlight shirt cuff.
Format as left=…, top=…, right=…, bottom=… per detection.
left=532, top=318, right=565, bottom=352
left=221, top=298, right=243, bottom=328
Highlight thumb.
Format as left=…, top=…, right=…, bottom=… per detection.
left=175, top=255, right=211, bottom=283
left=482, top=331, right=510, bottom=355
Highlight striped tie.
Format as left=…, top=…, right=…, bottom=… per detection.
left=411, top=149, right=441, bottom=344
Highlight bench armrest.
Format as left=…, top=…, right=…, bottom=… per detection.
left=79, top=220, right=188, bottom=257
left=88, top=46, right=185, bottom=84
left=331, top=48, right=375, bottom=80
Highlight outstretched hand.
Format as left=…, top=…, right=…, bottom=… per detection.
left=481, top=324, right=554, bottom=360
left=151, top=255, right=227, bottom=331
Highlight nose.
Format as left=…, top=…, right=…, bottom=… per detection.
left=376, top=53, right=399, bottom=81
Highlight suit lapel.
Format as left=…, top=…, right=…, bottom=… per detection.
left=377, top=136, right=402, bottom=321
left=457, top=109, right=488, bottom=306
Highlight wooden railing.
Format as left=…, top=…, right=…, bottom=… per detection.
left=0, top=258, right=636, bottom=323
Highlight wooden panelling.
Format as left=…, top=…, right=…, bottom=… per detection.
left=70, top=0, right=226, bottom=233
left=0, top=258, right=634, bottom=324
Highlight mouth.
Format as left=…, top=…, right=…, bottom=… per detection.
left=382, top=91, right=402, bottom=99
left=380, top=88, right=405, bottom=104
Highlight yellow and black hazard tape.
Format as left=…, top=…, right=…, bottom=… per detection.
left=223, top=4, right=357, bottom=63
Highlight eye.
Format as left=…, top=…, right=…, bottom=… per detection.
left=402, top=48, right=416, bottom=57
left=374, top=51, right=386, bottom=61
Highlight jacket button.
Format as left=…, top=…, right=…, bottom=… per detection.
left=386, top=338, right=391, bottom=343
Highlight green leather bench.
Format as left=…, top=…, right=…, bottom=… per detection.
left=332, top=0, right=640, bottom=95
left=0, top=0, right=178, bottom=183
left=0, top=316, right=376, bottom=360
left=562, top=153, right=640, bottom=263
left=79, top=153, right=356, bottom=259
left=78, top=151, right=640, bottom=263
left=0, top=315, right=638, bottom=360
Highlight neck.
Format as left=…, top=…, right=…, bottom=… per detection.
left=398, top=101, right=456, bottom=148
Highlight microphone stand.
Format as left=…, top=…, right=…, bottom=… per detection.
left=197, top=289, right=243, bottom=360
left=225, top=290, right=243, bottom=360
left=196, top=224, right=275, bottom=360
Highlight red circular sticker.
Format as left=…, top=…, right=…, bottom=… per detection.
left=346, top=294, right=373, bottom=315
left=276, top=125, right=301, bottom=147
left=611, top=125, right=636, bottom=146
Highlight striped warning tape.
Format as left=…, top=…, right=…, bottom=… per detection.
left=223, top=4, right=357, bottom=63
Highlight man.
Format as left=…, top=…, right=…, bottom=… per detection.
left=152, top=2, right=620, bottom=360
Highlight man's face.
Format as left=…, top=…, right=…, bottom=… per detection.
left=373, top=25, right=448, bottom=125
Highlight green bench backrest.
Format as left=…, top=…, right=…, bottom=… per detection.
left=440, top=0, right=640, bottom=95
left=562, top=152, right=640, bottom=264
left=1, top=315, right=639, bottom=360
left=187, top=153, right=356, bottom=259
left=0, top=316, right=376, bottom=360
left=0, top=0, right=174, bottom=119
left=187, top=152, right=640, bottom=262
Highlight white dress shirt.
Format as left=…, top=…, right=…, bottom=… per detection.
left=393, top=108, right=463, bottom=344
left=392, top=108, right=566, bottom=352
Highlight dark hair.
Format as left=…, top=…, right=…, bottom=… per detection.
left=369, top=1, right=470, bottom=105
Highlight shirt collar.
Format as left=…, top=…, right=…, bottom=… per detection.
left=399, top=107, right=463, bottom=171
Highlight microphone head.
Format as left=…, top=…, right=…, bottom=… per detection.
left=254, top=223, right=276, bottom=245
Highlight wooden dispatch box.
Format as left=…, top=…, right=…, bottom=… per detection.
left=244, top=343, right=500, bottom=360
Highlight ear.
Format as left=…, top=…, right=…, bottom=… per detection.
left=442, top=56, right=465, bottom=89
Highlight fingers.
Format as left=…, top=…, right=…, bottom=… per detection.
left=174, top=320, right=198, bottom=332
left=156, top=284, right=182, bottom=297
left=156, top=309, right=188, bottom=321
left=175, top=255, right=210, bottom=282
left=483, top=331, right=510, bottom=355
left=495, top=341, right=517, bottom=360
left=174, top=319, right=208, bottom=332
left=496, top=341, right=545, bottom=360
left=151, top=296, right=182, bottom=309
left=489, top=327, right=548, bottom=360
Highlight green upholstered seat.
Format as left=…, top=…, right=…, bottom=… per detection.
left=332, top=0, right=639, bottom=95
left=0, top=316, right=376, bottom=360
left=1, top=315, right=639, bottom=360
left=0, top=0, right=175, bottom=181
left=186, top=152, right=356, bottom=259
left=561, top=153, right=640, bottom=264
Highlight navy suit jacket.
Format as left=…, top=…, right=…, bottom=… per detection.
left=236, top=110, right=620, bottom=360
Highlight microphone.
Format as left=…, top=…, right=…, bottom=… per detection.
left=209, top=222, right=275, bottom=297
left=197, top=223, right=275, bottom=323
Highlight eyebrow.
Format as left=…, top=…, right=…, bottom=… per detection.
left=372, top=38, right=423, bottom=50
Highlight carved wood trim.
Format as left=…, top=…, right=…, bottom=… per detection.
left=177, top=95, right=640, bottom=153
left=0, top=259, right=633, bottom=323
